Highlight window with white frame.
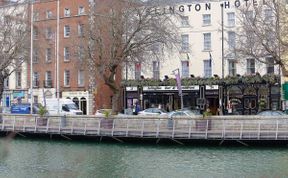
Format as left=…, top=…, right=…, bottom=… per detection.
left=78, top=24, right=84, bottom=37
left=228, top=60, right=237, bottom=76
left=266, top=57, right=274, bottom=74
left=78, top=70, right=85, bottom=86
left=246, top=10, right=254, bottom=21
left=46, top=48, right=52, bottom=62
left=64, top=25, right=70, bottom=37
left=33, top=11, right=39, bottom=21
left=227, top=12, right=235, bottom=27
left=135, top=63, right=141, bottom=80
left=181, top=16, right=189, bottom=27
left=64, top=47, right=70, bottom=61
left=46, top=27, right=53, bottom=39
left=33, top=48, right=39, bottom=63
left=16, top=71, right=21, bottom=88
left=78, top=6, right=85, bottom=15
left=264, top=8, right=273, bottom=21
left=246, top=58, right=255, bottom=74
left=45, top=71, right=52, bottom=87
left=181, top=34, right=189, bottom=51
left=4, top=77, right=9, bottom=88
left=181, top=61, right=189, bottom=78
left=203, top=33, right=211, bottom=51
left=152, top=61, right=160, bottom=80
left=33, top=72, right=39, bottom=87
left=228, top=31, right=236, bottom=49
left=46, top=10, right=52, bottom=19
left=202, top=14, right=211, bottom=26
left=78, top=45, right=84, bottom=60
left=203, top=60, right=212, bottom=78
left=64, top=70, right=70, bottom=86
left=33, top=27, right=38, bottom=39
left=64, top=8, right=71, bottom=17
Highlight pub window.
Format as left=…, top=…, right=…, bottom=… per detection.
left=152, top=61, right=160, bottom=80
left=246, top=58, right=255, bottom=74
left=181, top=61, right=189, bottom=78
left=203, top=60, right=212, bottom=78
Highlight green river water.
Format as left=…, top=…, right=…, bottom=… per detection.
left=0, top=138, right=288, bottom=178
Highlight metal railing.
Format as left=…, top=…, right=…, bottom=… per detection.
left=1, top=114, right=288, bottom=140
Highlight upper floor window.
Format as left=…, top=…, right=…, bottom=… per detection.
left=135, top=63, right=141, bottom=80
left=33, top=27, right=38, bottom=39
left=64, top=70, right=70, bottom=86
left=202, top=14, right=211, bottom=26
left=64, top=25, right=70, bottom=37
left=228, top=60, right=237, bottom=76
left=78, top=70, right=85, bottom=87
left=203, top=60, right=212, bottom=78
left=46, top=10, right=52, bottom=19
left=266, top=57, right=274, bottom=74
left=16, top=71, right=22, bottom=88
left=46, top=48, right=52, bottom=62
left=246, top=58, right=255, bottom=74
left=78, top=24, right=84, bottom=37
left=64, top=8, right=71, bottom=17
left=46, top=27, right=53, bottom=39
left=64, top=47, right=70, bottom=61
left=228, top=31, right=236, bottom=49
left=33, top=48, right=39, bottom=63
left=203, top=33, right=211, bottom=51
left=264, top=8, right=273, bottom=22
left=33, top=11, right=39, bottom=21
left=181, top=34, right=189, bottom=51
left=227, top=12, right=235, bottom=27
left=152, top=61, right=160, bottom=80
left=33, top=72, right=39, bottom=87
left=45, top=71, right=52, bottom=87
left=181, top=16, right=189, bottom=27
left=181, top=61, right=189, bottom=78
left=78, top=45, right=85, bottom=60
left=78, top=6, right=85, bottom=15
left=4, top=77, right=9, bottom=89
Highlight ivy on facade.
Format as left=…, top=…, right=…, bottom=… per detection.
left=121, top=73, right=280, bottom=87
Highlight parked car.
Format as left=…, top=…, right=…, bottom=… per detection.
left=137, top=108, right=168, bottom=116
left=168, top=109, right=201, bottom=118
left=257, top=110, right=286, bottom=116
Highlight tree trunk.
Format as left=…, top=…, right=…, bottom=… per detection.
left=111, top=90, right=120, bottom=114
left=0, top=73, right=5, bottom=103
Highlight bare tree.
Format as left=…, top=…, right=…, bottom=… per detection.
left=88, top=0, right=179, bottom=113
left=232, top=0, right=288, bottom=75
left=0, top=1, right=30, bottom=103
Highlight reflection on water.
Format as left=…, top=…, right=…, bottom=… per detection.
left=0, top=138, right=288, bottom=178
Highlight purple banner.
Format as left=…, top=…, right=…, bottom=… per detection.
left=175, top=72, right=182, bottom=95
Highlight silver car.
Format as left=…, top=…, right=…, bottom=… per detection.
left=168, top=109, right=201, bottom=118
left=138, top=108, right=168, bottom=116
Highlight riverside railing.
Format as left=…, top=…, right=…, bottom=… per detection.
left=1, top=114, right=288, bottom=140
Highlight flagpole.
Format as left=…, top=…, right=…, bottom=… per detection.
left=30, top=0, right=34, bottom=114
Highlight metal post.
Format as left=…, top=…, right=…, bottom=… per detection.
left=30, top=1, right=34, bottom=114
left=220, top=3, right=224, bottom=78
left=56, top=0, right=60, bottom=114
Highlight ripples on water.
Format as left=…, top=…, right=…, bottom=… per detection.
left=0, top=138, right=288, bottom=178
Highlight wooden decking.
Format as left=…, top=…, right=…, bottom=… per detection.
left=1, top=114, right=288, bottom=142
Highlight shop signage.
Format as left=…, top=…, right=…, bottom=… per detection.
left=126, top=87, right=138, bottom=91
left=13, top=91, right=25, bottom=98
left=143, top=86, right=199, bottom=91
left=206, top=85, right=219, bottom=90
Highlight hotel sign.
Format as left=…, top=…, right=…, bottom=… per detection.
left=143, top=85, right=199, bottom=91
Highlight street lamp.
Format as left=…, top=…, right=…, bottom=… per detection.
left=220, top=3, right=224, bottom=79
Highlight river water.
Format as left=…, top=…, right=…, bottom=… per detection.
left=0, top=138, right=288, bottom=178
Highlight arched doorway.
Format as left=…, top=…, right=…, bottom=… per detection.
left=227, top=86, right=243, bottom=115
left=243, top=86, right=257, bottom=115
left=80, top=97, right=87, bottom=115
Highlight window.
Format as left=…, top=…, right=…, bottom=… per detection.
left=181, top=61, right=189, bottom=78
left=135, top=63, right=141, bottom=80
left=45, top=71, right=52, bottom=87
left=228, top=60, right=237, bottom=76
left=78, top=45, right=84, bottom=60
left=246, top=10, right=254, bottom=22
left=78, top=24, right=84, bottom=37
left=266, top=57, right=274, bottom=74
left=78, top=70, right=84, bottom=86
left=33, top=27, right=38, bottom=39
left=64, top=70, right=70, bottom=86
left=203, top=60, right=212, bottom=78
left=78, top=6, right=85, bottom=15
left=203, top=33, right=211, bottom=51
left=64, top=25, right=70, bottom=37
left=227, top=12, right=235, bottom=27
left=181, top=34, right=189, bottom=51
left=46, top=27, right=53, bottom=39
left=64, top=47, right=70, bottom=61
left=46, top=48, right=52, bottom=62
left=181, top=16, right=189, bottom=27
left=246, top=58, right=255, bottom=74
left=4, top=77, right=9, bottom=89
left=64, top=8, right=71, bottom=17
left=33, top=11, right=39, bottom=21
left=203, top=14, right=211, bottom=26
left=228, top=31, right=236, bottom=49
left=16, top=71, right=21, bottom=88
left=152, top=61, right=160, bottom=80
left=33, top=72, right=39, bottom=87
left=46, top=10, right=52, bottom=19
left=33, top=49, right=39, bottom=63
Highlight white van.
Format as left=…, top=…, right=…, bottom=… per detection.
left=44, top=98, right=83, bottom=115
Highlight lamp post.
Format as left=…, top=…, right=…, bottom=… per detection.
left=30, top=0, right=34, bottom=114
left=220, top=3, right=224, bottom=79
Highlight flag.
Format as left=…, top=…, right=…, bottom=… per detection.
left=209, top=52, right=212, bottom=67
